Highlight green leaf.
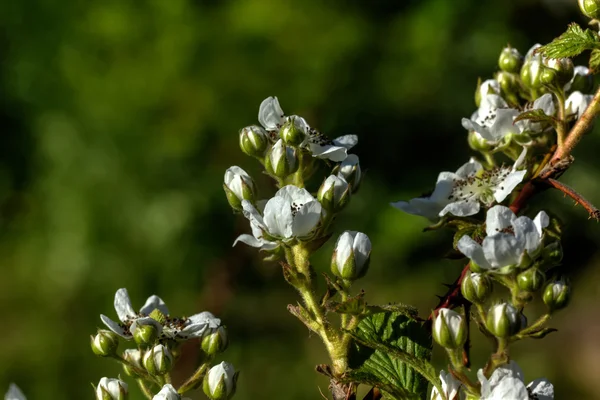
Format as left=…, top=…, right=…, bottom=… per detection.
left=537, top=23, right=600, bottom=59
left=345, top=312, right=437, bottom=399
left=590, top=49, right=600, bottom=73
left=327, top=292, right=368, bottom=315
left=513, top=109, right=558, bottom=127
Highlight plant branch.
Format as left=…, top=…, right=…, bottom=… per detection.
left=546, top=178, right=600, bottom=220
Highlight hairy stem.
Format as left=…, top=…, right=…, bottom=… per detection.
left=177, top=362, right=210, bottom=394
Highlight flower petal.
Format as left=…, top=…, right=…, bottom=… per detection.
left=263, top=196, right=293, bottom=238
left=533, top=210, right=549, bottom=235
left=455, top=159, right=483, bottom=178
left=332, top=134, right=358, bottom=149
left=275, top=185, right=317, bottom=205
left=309, top=142, right=349, bottom=162
left=233, top=234, right=264, bottom=248
left=241, top=200, right=267, bottom=231
left=482, top=234, right=522, bottom=269
left=489, top=108, right=521, bottom=140
left=485, top=205, right=516, bottom=237
left=293, top=201, right=322, bottom=237
left=527, top=378, right=554, bottom=400
left=100, top=314, right=131, bottom=339
left=512, top=216, right=542, bottom=255
left=493, top=170, right=526, bottom=203
left=114, top=288, right=137, bottom=323
left=439, top=200, right=481, bottom=217
left=258, top=96, right=285, bottom=130
left=457, top=235, right=492, bottom=270
left=140, top=295, right=169, bottom=316
left=5, top=384, right=26, bottom=400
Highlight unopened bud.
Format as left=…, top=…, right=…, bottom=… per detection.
left=475, top=79, right=500, bottom=107
left=152, top=384, right=181, bottom=400
left=91, top=330, right=119, bottom=357
left=264, top=139, right=298, bottom=179
left=542, top=241, right=563, bottom=266
left=223, top=166, right=257, bottom=211
left=279, top=116, right=308, bottom=147
left=543, top=280, right=570, bottom=311
left=543, top=57, right=574, bottom=87
left=202, top=326, right=229, bottom=356
left=521, top=45, right=543, bottom=90
left=95, top=377, right=128, bottom=400
left=335, top=154, right=362, bottom=193
left=133, top=323, right=159, bottom=348
left=432, top=308, right=467, bottom=350
left=498, top=46, right=523, bottom=73
left=239, top=126, right=269, bottom=158
left=331, top=231, right=372, bottom=281
left=486, top=303, right=521, bottom=338
left=579, top=0, right=600, bottom=19
left=517, top=267, right=546, bottom=292
left=203, top=362, right=238, bottom=400
left=467, top=131, right=493, bottom=152
left=143, top=344, right=173, bottom=376
left=461, top=272, right=492, bottom=304
left=122, top=349, right=143, bottom=377
left=317, top=175, right=350, bottom=213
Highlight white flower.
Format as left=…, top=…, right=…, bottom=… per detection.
left=432, top=308, right=466, bottom=349
left=258, top=96, right=285, bottom=131
left=5, top=384, right=26, bottom=400
left=457, top=205, right=549, bottom=272
left=205, top=362, right=237, bottom=399
left=100, top=288, right=219, bottom=340
left=431, top=371, right=461, bottom=400
left=566, top=91, right=593, bottom=120
left=331, top=231, right=372, bottom=280
left=95, top=377, right=128, bottom=400
left=152, top=384, right=191, bottom=400
left=239, top=185, right=322, bottom=242
left=224, top=166, right=256, bottom=203
left=478, top=361, right=553, bottom=400
left=392, top=150, right=528, bottom=219
left=478, top=79, right=500, bottom=99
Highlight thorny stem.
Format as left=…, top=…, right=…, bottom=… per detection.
left=555, top=90, right=567, bottom=151
left=546, top=178, right=600, bottom=220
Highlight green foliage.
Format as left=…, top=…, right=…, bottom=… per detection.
left=347, top=312, right=435, bottom=400
left=538, top=23, right=600, bottom=59
left=590, top=49, right=600, bottom=73
left=514, top=109, right=558, bottom=127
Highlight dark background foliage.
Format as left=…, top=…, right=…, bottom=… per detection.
left=1, top=0, right=599, bottom=398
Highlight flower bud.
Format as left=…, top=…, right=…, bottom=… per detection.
left=579, top=0, right=600, bottom=19
left=461, top=272, right=492, bottom=304
left=239, top=125, right=269, bottom=158
left=95, top=377, right=128, bottom=400
left=203, top=362, right=238, bottom=400
left=467, top=131, right=493, bottom=152
left=475, top=79, right=500, bottom=107
left=122, top=349, right=144, bottom=377
left=331, top=231, right=372, bottom=281
left=566, top=66, right=593, bottom=93
left=318, top=175, right=350, bottom=213
left=279, top=116, right=308, bottom=147
left=335, top=154, right=361, bottom=193
left=202, top=326, right=229, bottom=356
left=543, top=57, right=574, bottom=87
left=517, top=267, right=546, bottom=292
left=264, top=139, right=298, bottom=179
left=133, top=323, right=159, bottom=348
left=223, top=166, right=257, bottom=211
left=432, top=308, right=467, bottom=350
left=91, top=330, right=119, bottom=357
left=152, top=384, right=181, bottom=400
left=543, top=280, right=570, bottom=311
left=498, top=46, right=523, bottom=73
left=486, top=303, right=521, bottom=338
left=143, top=344, right=173, bottom=376
left=542, top=241, right=563, bottom=266
left=520, top=45, right=543, bottom=90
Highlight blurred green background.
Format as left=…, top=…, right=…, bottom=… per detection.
left=2, top=0, right=600, bottom=398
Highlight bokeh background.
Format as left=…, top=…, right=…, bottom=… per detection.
left=2, top=0, right=600, bottom=398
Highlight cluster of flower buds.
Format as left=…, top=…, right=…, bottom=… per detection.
left=91, top=288, right=236, bottom=399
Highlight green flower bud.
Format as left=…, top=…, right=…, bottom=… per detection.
left=486, top=303, right=521, bottom=338
left=432, top=308, right=467, bottom=349
left=122, top=349, right=144, bottom=377
left=95, top=377, right=128, bottom=400
left=223, top=166, right=257, bottom=211
left=543, top=280, right=570, bottom=311
left=467, top=131, right=493, bottom=152
left=540, top=67, right=558, bottom=87
left=498, top=46, right=523, bottom=73
left=331, top=231, right=372, bottom=281
left=203, top=362, right=238, bottom=400
left=461, top=272, right=492, bottom=304
left=91, top=330, right=119, bottom=357
left=239, top=125, right=269, bottom=158
left=543, top=57, right=574, bottom=87
left=334, top=154, right=362, bottom=193
left=517, top=267, right=546, bottom=292
left=579, top=0, right=600, bottom=19
left=202, top=326, right=229, bottom=356
left=317, top=175, right=351, bottom=213
left=521, top=46, right=544, bottom=90
left=264, top=139, right=298, bottom=179
left=133, top=323, right=159, bottom=347
left=279, top=116, right=307, bottom=147
left=142, top=344, right=173, bottom=376
left=542, top=241, right=563, bottom=266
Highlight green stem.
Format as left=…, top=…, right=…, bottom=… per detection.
left=448, top=349, right=479, bottom=394
left=137, top=380, right=155, bottom=400
left=555, top=90, right=567, bottom=151
left=514, top=314, right=551, bottom=339
left=178, top=362, right=210, bottom=394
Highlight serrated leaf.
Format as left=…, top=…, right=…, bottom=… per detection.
left=537, top=23, right=600, bottom=59
left=514, top=109, right=558, bottom=127
left=590, top=49, right=600, bottom=73
left=346, top=312, right=437, bottom=399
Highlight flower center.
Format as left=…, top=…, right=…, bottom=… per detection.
left=308, top=130, right=333, bottom=146
left=476, top=107, right=498, bottom=128
left=448, top=167, right=512, bottom=206
left=290, top=202, right=304, bottom=216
